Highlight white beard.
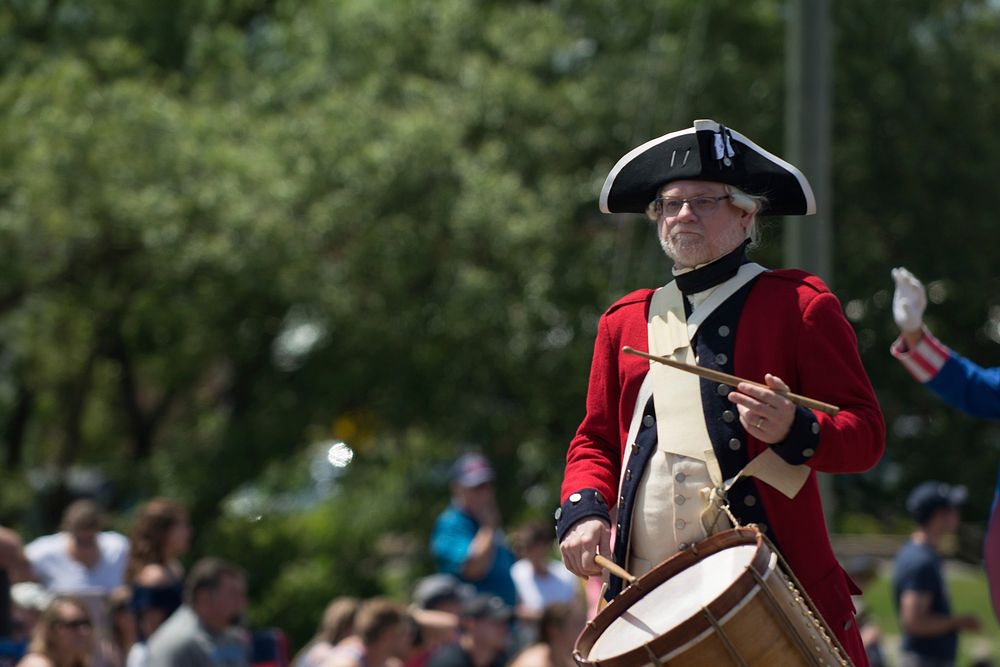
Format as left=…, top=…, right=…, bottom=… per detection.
left=659, top=222, right=747, bottom=269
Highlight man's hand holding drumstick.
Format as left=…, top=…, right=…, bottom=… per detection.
left=560, top=516, right=612, bottom=578
left=729, top=373, right=796, bottom=444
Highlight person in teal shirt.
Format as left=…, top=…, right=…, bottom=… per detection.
left=430, top=454, right=516, bottom=607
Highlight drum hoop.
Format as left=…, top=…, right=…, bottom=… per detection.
left=575, top=527, right=770, bottom=667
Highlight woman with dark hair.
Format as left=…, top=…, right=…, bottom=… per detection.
left=123, top=499, right=190, bottom=667
left=103, top=587, right=137, bottom=667
left=16, top=596, right=93, bottom=667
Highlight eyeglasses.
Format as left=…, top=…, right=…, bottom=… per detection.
left=646, top=195, right=731, bottom=220
left=56, top=618, right=92, bottom=630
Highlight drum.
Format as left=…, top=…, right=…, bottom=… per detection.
left=574, top=528, right=850, bottom=667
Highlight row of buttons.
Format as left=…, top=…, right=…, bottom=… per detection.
left=627, top=414, right=654, bottom=485
left=672, top=492, right=757, bottom=506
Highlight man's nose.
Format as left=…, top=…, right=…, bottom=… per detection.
left=669, top=201, right=699, bottom=222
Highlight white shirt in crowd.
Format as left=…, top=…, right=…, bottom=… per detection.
left=510, top=558, right=578, bottom=613
left=25, top=531, right=130, bottom=593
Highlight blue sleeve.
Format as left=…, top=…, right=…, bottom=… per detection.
left=770, top=406, right=822, bottom=465
left=429, top=510, right=474, bottom=576
left=926, top=353, right=1000, bottom=419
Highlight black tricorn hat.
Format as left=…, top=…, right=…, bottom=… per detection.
left=599, top=119, right=815, bottom=217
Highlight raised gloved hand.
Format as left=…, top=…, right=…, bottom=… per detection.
left=891, top=267, right=927, bottom=333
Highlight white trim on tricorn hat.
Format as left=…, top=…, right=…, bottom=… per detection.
left=599, top=119, right=816, bottom=217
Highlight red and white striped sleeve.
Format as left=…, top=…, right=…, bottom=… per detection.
left=890, top=327, right=952, bottom=383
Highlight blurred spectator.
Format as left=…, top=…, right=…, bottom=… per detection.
left=508, top=603, right=584, bottom=667
left=292, top=597, right=359, bottom=667
left=249, top=627, right=289, bottom=667
left=3, top=580, right=47, bottom=666
left=124, top=499, right=190, bottom=667
left=893, top=481, right=980, bottom=667
left=146, top=558, right=248, bottom=667
left=25, top=500, right=129, bottom=667
left=405, top=576, right=470, bottom=667
left=425, top=594, right=510, bottom=667
left=10, top=584, right=55, bottom=645
left=403, top=614, right=456, bottom=667
left=411, top=576, right=470, bottom=618
left=15, top=596, right=94, bottom=667
left=103, top=589, right=135, bottom=667
left=509, top=522, right=577, bottom=625
left=1, top=527, right=30, bottom=641
left=25, top=500, right=129, bottom=595
left=319, top=598, right=412, bottom=667
left=430, top=454, right=516, bottom=607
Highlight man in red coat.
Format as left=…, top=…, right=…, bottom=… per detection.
left=556, top=120, right=885, bottom=666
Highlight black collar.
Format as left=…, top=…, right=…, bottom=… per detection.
left=674, top=241, right=750, bottom=295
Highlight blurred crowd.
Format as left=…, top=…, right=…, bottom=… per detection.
left=3, top=450, right=995, bottom=667
left=0, top=497, right=259, bottom=667
left=0, top=454, right=590, bottom=667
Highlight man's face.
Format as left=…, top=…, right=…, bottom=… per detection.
left=654, top=180, right=751, bottom=269
left=199, top=573, right=247, bottom=633
left=468, top=616, right=509, bottom=653
left=70, top=528, right=98, bottom=550
left=384, top=619, right=415, bottom=659
left=938, top=506, right=961, bottom=534
left=456, top=482, right=494, bottom=512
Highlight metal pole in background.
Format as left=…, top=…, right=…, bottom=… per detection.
left=785, top=0, right=835, bottom=521
left=784, top=0, right=832, bottom=285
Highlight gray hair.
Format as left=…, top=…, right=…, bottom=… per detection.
left=724, top=184, right=766, bottom=249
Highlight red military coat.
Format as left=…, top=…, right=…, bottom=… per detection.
left=561, top=269, right=885, bottom=666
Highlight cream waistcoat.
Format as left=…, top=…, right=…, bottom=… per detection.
left=626, top=265, right=763, bottom=573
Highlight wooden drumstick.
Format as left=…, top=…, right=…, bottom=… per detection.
left=595, top=554, right=637, bottom=585
left=622, top=346, right=840, bottom=416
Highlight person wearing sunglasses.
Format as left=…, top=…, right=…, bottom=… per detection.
left=16, top=596, right=93, bottom=667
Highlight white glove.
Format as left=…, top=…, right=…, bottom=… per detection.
left=891, top=267, right=927, bottom=333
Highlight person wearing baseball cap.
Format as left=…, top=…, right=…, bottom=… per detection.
left=411, top=574, right=472, bottom=616
left=892, top=481, right=979, bottom=666
left=557, top=119, right=885, bottom=667
left=429, top=453, right=516, bottom=609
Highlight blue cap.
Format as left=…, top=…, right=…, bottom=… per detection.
left=906, top=481, right=967, bottom=524
left=450, top=453, right=495, bottom=488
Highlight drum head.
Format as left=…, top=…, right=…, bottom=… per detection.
left=588, top=544, right=759, bottom=660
